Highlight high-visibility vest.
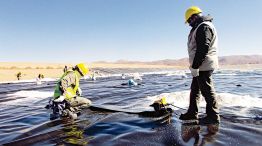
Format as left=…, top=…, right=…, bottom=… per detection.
left=53, top=70, right=79, bottom=100
left=187, top=21, right=218, bottom=71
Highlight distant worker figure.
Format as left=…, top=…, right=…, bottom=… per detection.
left=127, top=79, right=138, bottom=86
left=133, top=73, right=142, bottom=81
left=179, top=6, right=220, bottom=124
left=91, top=73, right=96, bottom=81
left=36, top=73, right=44, bottom=85
left=16, top=72, right=22, bottom=80
left=63, top=65, right=68, bottom=73
left=39, top=73, right=44, bottom=79
left=121, top=73, right=126, bottom=79
left=50, top=63, right=92, bottom=120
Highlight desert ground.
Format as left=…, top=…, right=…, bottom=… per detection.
left=0, top=62, right=261, bottom=82
left=0, top=62, right=181, bottom=82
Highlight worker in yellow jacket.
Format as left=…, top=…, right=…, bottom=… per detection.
left=50, top=63, right=91, bottom=119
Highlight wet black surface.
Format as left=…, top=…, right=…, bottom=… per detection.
left=0, top=70, right=262, bottom=145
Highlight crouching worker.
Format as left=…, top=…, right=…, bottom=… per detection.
left=49, top=63, right=92, bottom=120
left=150, top=97, right=173, bottom=116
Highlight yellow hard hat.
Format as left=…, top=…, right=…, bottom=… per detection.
left=161, top=97, right=167, bottom=105
left=76, top=63, right=89, bottom=76
left=185, top=6, right=202, bottom=23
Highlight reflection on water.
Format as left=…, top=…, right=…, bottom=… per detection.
left=181, top=123, right=219, bottom=146
left=62, top=124, right=88, bottom=145
left=201, top=124, right=219, bottom=145
left=181, top=124, right=201, bottom=144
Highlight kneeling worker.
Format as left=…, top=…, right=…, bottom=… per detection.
left=51, top=63, right=92, bottom=119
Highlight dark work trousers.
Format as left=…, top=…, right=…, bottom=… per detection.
left=188, top=70, right=219, bottom=119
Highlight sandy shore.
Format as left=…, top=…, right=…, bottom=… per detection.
left=0, top=62, right=261, bottom=82
left=0, top=62, right=182, bottom=82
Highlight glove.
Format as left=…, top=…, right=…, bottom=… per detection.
left=76, top=87, right=82, bottom=96
left=53, top=95, right=65, bottom=102
left=189, top=67, right=199, bottom=77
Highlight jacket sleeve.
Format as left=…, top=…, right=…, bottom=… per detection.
left=60, top=72, right=76, bottom=95
left=192, top=24, right=214, bottom=69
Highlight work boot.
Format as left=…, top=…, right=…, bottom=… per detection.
left=179, top=112, right=198, bottom=120
left=68, top=110, right=78, bottom=120
left=199, top=115, right=220, bottom=124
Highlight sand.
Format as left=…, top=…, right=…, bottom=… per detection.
left=0, top=62, right=261, bottom=82
left=0, top=62, right=182, bottom=82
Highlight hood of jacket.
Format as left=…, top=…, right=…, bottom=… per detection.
left=191, top=15, right=213, bottom=28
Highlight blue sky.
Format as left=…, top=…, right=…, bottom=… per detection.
left=0, top=0, right=261, bottom=62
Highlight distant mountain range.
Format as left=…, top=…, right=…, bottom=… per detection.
left=94, top=55, right=262, bottom=66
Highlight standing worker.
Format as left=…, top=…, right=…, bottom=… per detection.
left=50, top=63, right=92, bottom=119
left=63, top=65, right=68, bottom=73
left=179, top=6, right=220, bottom=124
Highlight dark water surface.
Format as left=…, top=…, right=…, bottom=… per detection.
left=0, top=70, right=261, bottom=146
